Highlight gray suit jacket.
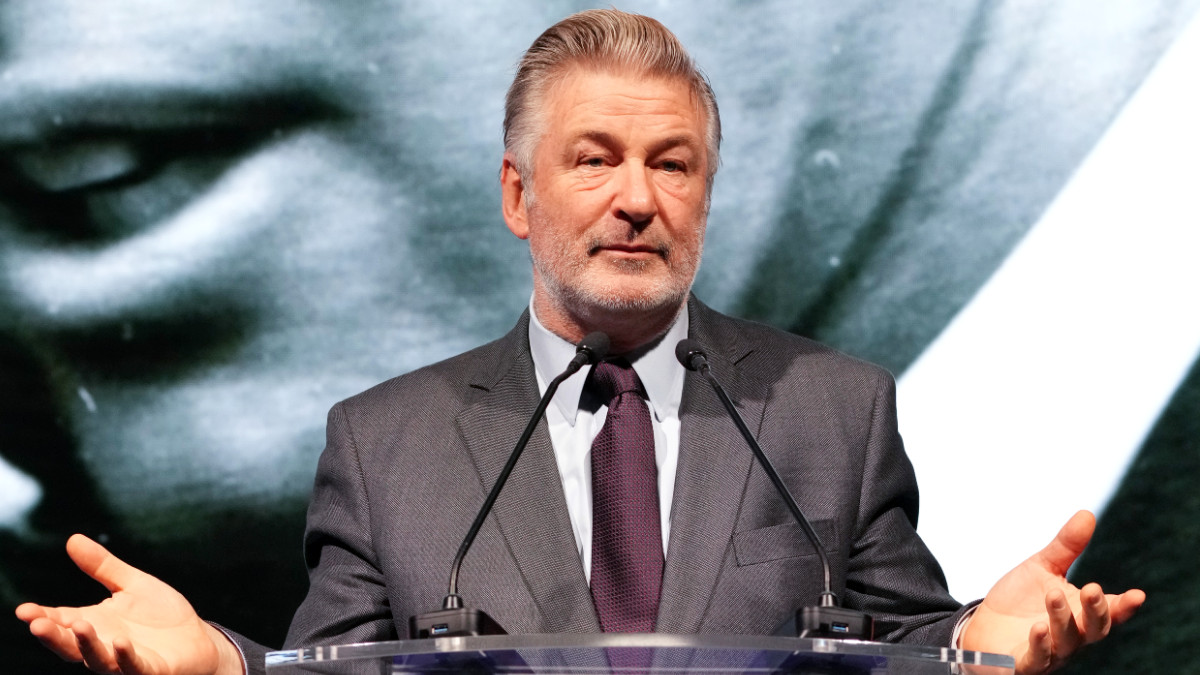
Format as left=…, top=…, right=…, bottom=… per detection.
left=235, top=298, right=965, bottom=672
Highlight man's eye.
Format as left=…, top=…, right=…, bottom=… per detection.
left=582, top=157, right=605, bottom=168
left=661, top=160, right=684, bottom=173
left=0, top=91, right=343, bottom=248
left=0, top=126, right=273, bottom=247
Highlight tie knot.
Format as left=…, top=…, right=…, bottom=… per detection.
left=591, top=359, right=645, bottom=401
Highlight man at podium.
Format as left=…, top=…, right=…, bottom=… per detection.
left=17, top=9, right=1143, bottom=675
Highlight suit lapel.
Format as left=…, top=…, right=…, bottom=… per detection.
left=456, top=316, right=601, bottom=634
left=656, top=299, right=761, bottom=633
left=453, top=301, right=763, bottom=635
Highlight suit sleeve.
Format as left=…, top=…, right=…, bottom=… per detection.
left=843, top=370, right=972, bottom=644
left=281, top=401, right=397, bottom=649
left=210, top=401, right=393, bottom=675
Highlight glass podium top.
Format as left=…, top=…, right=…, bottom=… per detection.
left=267, top=633, right=1015, bottom=674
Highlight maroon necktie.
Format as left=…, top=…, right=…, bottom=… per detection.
left=589, top=359, right=663, bottom=633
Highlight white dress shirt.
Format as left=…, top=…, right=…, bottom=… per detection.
left=527, top=303, right=975, bottom=646
left=528, top=303, right=688, bottom=582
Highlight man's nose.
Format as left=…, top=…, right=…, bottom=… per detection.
left=613, top=162, right=657, bottom=227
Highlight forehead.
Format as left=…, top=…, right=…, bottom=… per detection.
left=1, top=1, right=340, bottom=62
left=0, top=1, right=367, bottom=134
left=539, top=67, right=708, bottom=145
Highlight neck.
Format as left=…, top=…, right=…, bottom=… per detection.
left=533, top=292, right=686, bottom=355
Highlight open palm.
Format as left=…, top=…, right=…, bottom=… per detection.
left=962, top=511, right=1145, bottom=674
left=16, top=535, right=223, bottom=675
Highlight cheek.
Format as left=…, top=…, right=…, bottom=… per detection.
left=527, top=194, right=600, bottom=240
left=653, top=172, right=704, bottom=201
left=681, top=229, right=706, bottom=263
left=657, top=178, right=707, bottom=217
left=524, top=206, right=574, bottom=261
left=663, top=203, right=708, bottom=249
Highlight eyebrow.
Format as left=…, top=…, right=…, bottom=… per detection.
left=0, top=80, right=347, bottom=145
left=569, top=130, right=702, bottom=157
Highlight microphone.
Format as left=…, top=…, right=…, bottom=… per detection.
left=409, top=331, right=610, bottom=638
left=674, top=339, right=874, bottom=640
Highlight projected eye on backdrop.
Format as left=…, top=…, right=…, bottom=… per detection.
left=1, top=2, right=1197, bottom=673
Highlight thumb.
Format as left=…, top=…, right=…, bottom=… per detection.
left=65, top=534, right=143, bottom=594
left=1033, top=510, right=1096, bottom=576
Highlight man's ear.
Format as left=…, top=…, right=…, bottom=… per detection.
left=501, top=154, right=530, bottom=240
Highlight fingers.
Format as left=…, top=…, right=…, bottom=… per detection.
left=17, top=602, right=86, bottom=628
left=1045, top=588, right=1083, bottom=658
left=1078, top=583, right=1111, bottom=642
left=20, top=599, right=157, bottom=675
left=73, top=619, right=121, bottom=674
left=1019, top=587, right=1096, bottom=675
left=66, top=533, right=142, bottom=594
left=20, top=604, right=92, bottom=663
left=15, top=602, right=48, bottom=623
left=1019, top=621, right=1054, bottom=675
left=1023, top=582, right=1144, bottom=675
left=1074, top=583, right=1147, bottom=640
left=114, top=637, right=155, bottom=675
left=1112, top=588, right=1146, bottom=625
left=25, top=616, right=85, bottom=662
left=1034, top=510, right=1096, bottom=576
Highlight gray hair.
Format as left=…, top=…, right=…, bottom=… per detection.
left=503, top=9, right=721, bottom=190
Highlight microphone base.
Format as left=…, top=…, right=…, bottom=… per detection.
left=409, top=607, right=508, bottom=639
left=776, top=606, right=874, bottom=640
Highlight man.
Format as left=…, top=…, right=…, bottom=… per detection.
left=16, top=10, right=1144, bottom=675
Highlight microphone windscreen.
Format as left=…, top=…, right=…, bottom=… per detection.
left=674, top=339, right=706, bottom=371
left=577, top=332, right=611, bottom=363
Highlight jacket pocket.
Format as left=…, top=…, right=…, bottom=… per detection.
left=732, top=519, right=838, bottom=566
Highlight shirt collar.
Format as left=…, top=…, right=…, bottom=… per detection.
left=528, top=300, right=689, bottom=426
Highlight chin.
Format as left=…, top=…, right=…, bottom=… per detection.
left=536, top=258, right=694, bottom=320
left=573, top=278, right=690, bottom=315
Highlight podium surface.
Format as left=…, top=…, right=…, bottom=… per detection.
left=267, top=634, right=1015, bottom=674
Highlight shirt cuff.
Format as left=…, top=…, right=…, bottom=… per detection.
left=207, top=622, right=249, bottom=675
left=951, top=603, right=977, bottom=649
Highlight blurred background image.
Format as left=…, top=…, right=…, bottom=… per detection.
left=2, top=2, right=1197, bottom=673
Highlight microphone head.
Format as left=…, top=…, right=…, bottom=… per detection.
left=674, top=339, right=707, bottom=371
left=576, top=332, right=610, bottom=364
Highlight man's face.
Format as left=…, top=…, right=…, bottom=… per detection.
left=504, top=68, right=710, bottom=334
left=0, top=0, right=536, bottom=597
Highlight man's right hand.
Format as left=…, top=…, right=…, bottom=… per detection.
left=15, top=534, right=244, bottom=675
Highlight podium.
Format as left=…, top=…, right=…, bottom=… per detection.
left=266, top=634, right=1015, bottom=674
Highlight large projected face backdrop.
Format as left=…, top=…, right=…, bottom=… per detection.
left=2, top=2, right=1197, bottom=673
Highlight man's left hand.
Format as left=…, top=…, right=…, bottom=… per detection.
left=961, top=510, right=1145, bottom=675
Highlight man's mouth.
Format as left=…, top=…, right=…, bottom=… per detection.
left=589, top=242, right=668, bottom=258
